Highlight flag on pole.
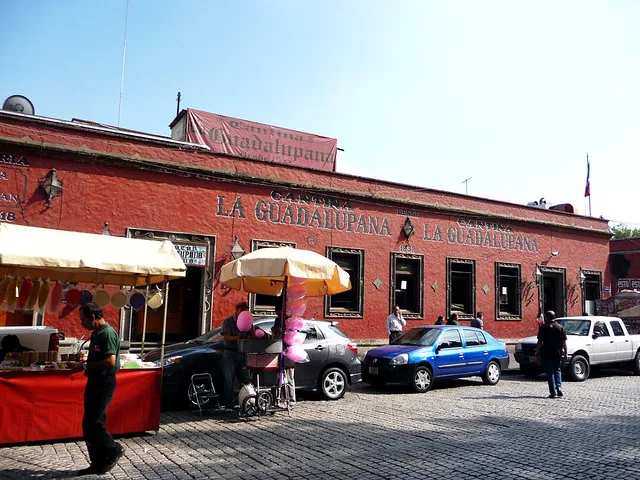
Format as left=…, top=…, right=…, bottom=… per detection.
left=584, top=155, right=590, bottom=197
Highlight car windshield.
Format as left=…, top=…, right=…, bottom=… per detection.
left=394, top=327, right=440, bottom=346
left=557, top=319, right=591, bottom=336
left=190, top=327, right=222, bottom=344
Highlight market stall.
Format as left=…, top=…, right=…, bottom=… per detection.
left=0, top=223, right=186, bottom=444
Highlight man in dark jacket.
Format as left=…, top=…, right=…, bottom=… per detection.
left=446, top=313, right=459, bottom=325
left=535, top=310, right=568, bottom=398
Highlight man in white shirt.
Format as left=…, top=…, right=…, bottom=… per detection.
left=385, top=305, right=406, bottom=343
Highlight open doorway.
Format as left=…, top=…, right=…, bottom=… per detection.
left=541, top=268, right=566, bottom=317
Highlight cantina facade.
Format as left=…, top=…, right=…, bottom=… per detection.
left=0, top=109, right=612, bottom=343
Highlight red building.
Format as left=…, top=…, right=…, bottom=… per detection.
left=0, top=108, right=612, bottom=344
left=609, top=238, right=640, bottom=295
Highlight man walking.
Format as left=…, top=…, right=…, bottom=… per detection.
left=535, top=310, right=568, bottom=398
left=471, top=312, right=484, bottom=329
left=77, top=302, right=123, bottom=476
left=221, top=301, right=250, bottom=410
left=385, top=305, right=406, bottom=343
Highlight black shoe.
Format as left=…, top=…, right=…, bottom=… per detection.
left=76, top=465, right=103, bottom=476
left=548, top=393, right=556, bottom=398
left=99, top=444, right=124, bottom=474
left=556, top=390, right=563, bottom=397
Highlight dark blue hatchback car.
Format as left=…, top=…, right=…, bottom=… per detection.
left=362, top=325, right=509, bottom=392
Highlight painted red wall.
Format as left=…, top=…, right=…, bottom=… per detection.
left=0, top=115, right=611, bottom=341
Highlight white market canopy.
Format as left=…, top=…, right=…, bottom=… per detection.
left=0, top=223, right=186, bottom=286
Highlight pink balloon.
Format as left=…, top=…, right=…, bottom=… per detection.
left=289, top=276, right=306, bottom=285
left=284, top=330, right=305, bottom=346
left=237, top=310, right=254, bottom=332
left=254, top=328, right=265, bottom=339
left=285, top=316, right=304, bottom=331
left=287, top=298, right=307, bottom=317
left=285, top=345, right=309, bottom=362
left=286, top=284, right=306, bottom=301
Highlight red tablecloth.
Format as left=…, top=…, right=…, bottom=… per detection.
left=0, top=368, right=162, bottom=445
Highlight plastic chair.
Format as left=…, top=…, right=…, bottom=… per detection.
left=189, top=373, right=220, bottom=416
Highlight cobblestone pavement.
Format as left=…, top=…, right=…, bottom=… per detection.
left=1, top=368, right=639, bottom=480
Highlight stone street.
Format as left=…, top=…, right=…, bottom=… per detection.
left=1, top=369, right=639, bottom=480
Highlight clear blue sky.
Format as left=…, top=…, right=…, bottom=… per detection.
left=2, top=1, right=639, bottom=225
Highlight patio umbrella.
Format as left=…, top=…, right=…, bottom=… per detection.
left=219, top=246, right=351, bottom=296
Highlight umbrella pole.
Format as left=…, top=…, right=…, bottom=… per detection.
left=279, top=277, right=288, bottom=393
left=140, top=283, right=150, bottom=356
left=159, top=280, right=170, bottom=376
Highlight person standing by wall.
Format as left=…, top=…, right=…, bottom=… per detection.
left=385, top=305, right=406, bottom=343
left=535, top=310, right=568, bottom=398
left=446, top=313, right=459, bottom=325
left=471, top=312, right=484, bottom=329
left=434, top=315, right=444, bottom=325
left=76, top=302, right=123, bottom=476
left=221, top=301, right=251, bottom=410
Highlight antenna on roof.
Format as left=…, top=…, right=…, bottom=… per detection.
left=117, top=0, right=130, bottom=127
left=462, top=177, right=472, bottom=195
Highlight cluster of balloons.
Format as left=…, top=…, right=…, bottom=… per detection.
left=236, top=309, right=265, bottom=338
left=284, top=277, right=310, bottom=363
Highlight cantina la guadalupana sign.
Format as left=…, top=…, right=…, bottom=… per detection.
left=214, top=191, right=539, bottom=251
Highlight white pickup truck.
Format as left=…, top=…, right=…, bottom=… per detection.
left=0, top=326, right=60, bottom=352
left=514, top=316, right=640, bottom=381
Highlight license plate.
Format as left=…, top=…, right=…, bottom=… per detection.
left=368, top=366, right=378, bottom=375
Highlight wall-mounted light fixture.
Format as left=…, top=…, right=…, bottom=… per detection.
left=551, top=251, right=559, bottom=257
left=39, top=168, right=63, bottom=207
left=101, top=222, right=111, bottom=236
left=230, top=235, right=245, bottom=260
left=578, top=268, right=586, bottom=288
left=534, top=265, right=543, bottom=286
left=402, top=217, right=415, bottom=239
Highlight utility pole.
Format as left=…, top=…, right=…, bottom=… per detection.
left=462, top=177, right=472, bottom=195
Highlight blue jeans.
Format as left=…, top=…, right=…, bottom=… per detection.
left=543, top=358, right=562, bottom=395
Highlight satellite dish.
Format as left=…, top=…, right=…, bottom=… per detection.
left=2, top=95, right=35, bottom=115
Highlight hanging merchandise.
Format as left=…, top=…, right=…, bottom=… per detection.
left=25, top=280, right=41, bottom=311
left=146, top=289, right=163, bottom=309
left=284, top=330, right=305, bottom=346
left=37, top=280, right=51, bottom=312
left=128, top=290, right=146, bottom=311
left=92, top=288, right=111, bottom=308
left=286, top=284, right=306, bottom=301
left=286, top=298, right=307, bottom=317
left=284, top=345, right=309, bottom=363
left=64, top=288, right=82, bottom=308
left=285, top=316, right=304, bottom=331
left=288, top=276, right=306, bottom=286
left=5, top=276, right=18, bottom=311
left=0, top=276, right=11, bottom=307
left=48, top=282, right=64, bottom=314
left=110, top=289, right=130, bottom=309
left=17, top=277, right=33, bottom=310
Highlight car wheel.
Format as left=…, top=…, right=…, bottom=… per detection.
left=569, top=354, right=590, bottom=381
left=633, top=351, right=640, bottom=375
left=411, top=366, right=433, bottom=393
left=319, top=367, right=347, bottom=400
left=482, top=361, right=501, bottom=385
left=520, top=365, right=540, bottom=378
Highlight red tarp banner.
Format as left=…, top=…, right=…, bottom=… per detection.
left=185, top=109, right=338, bottom=172
left=0, top=369, right=161, bottom=445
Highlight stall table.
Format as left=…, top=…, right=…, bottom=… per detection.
left=0, top=368, right=161, bottom=445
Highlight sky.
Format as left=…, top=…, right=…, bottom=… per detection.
left=2, top=1, right=639, bottom=226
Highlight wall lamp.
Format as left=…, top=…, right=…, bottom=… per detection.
left=39, top=168, right=63, bottom=208
left=551, top=251, right=559, bottom=257
left=230, top=235, right=245, bottom=260
left=534, top=265, right=543, bottom=286
left=578, top=269, right=586, bottom=288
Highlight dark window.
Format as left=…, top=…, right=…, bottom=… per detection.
left=447, top=258, right=475, bottom=318
left=249, top=240, right=295, bottom=315
left=463, top=329, right=480, bottom=347
left=438, top=329, right=462, bottom=349
left=593, top=321, right=610, bottom=337
left=582, top=271, right=602, bottom=315
left=610, top=320, right=625, bottom=337
left=390, top=253, right=424, bottom=318
left=325, top=247, right=364, bottom=318
left=496, top=263, right=521, bottom=319
left=301, top=324, right=322, bottom=342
